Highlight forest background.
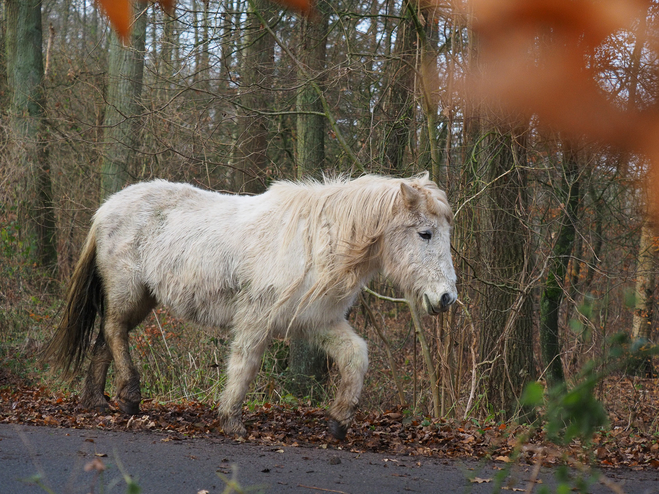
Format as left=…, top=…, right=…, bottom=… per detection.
left=2, top=0, right=659, bottom=443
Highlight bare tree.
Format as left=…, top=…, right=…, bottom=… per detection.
left=6, top=0, right=57, bottom=270
left=478, top=127, right=535, bottom=418
left=539, top=144, right=580, bottom=387
left=288, top=0, right=331, bottom=397
left=233, top=0, right=276, bottom=193
left=99, top=1, right=148, bottom=199
left=381, top=0, right=416, bottom=172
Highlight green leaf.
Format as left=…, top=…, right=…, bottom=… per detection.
left=568, top=318, right=584, bottom=334
left=520, top=381, right=544, bottom=407
left=577, top=297, right=594, bottom=319
left=125, top=478, right=142, bottom=494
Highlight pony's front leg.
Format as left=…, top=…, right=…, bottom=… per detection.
left=81, top=332, right=112, bottom=412
left=314, top=320, right=369, bottom=440
left=218, top=328, right=270, bottom=437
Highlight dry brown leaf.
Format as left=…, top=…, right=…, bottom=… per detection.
left=42, top=415, right=59, bottom=426
left=84, top=458, right=106, bottom=472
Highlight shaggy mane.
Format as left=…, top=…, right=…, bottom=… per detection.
left=264, top=173, right=451, bottom=319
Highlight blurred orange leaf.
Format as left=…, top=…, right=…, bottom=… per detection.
left=159, top=0, right=175, bottom=11
left=95, top=1, right=176, bottom=44
left=272, top=0, right=311, bottom=14
left=468, top=0, right=653, bottom=146
left=95, top=0, right=131, bottom=43
left=464, top=0, right=659, bottom=214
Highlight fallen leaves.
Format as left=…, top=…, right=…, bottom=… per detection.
left=2, top=373, right=659, bottom=469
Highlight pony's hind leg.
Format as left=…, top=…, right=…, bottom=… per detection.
left=81, top=331, right=112, bottom=412
left=103, top=291, right=156, bottom=415
left=217, top=326, right=271, bottom=436
left=313, top=320, right=369, bottom=440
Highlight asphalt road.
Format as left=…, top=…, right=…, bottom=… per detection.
left=1, top=424, right=659, bottom=493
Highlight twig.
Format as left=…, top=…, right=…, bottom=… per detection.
left=44, top=23, right=55, bottom=78
left=453, top=167, right=515, bottom=218
left=298, top=485, right=349, bottom=494
left=360, top=293, right=407, bottom=407
left=598, top=475, right=626, bottom=494
left=458, top=300, right=479, bottom=419
left=363, top=286, right=407, bottom=304
left=152, top=309, right=174, bottom=360
left=362, top=287, right=440, bottom=417
left=410, top=302, right=441, bottom=418
left=524, top=458, right=542, bottom=494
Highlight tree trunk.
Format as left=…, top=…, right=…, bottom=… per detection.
left=295, top=0, right=329, bottom=177
left=627, top=5, right=654, bottom=377
left=478, top=128, right=535, bottom=418
left=99, top=1, right=147, bottom=199
left=381, top=0, right=416, bottom=172
left=630, top=222, right=656, bottom=376
left=539, top=144, right=580, bottom=387
left=288, top=0, right=331, bottom=397
left=6, top=0, right=57, bottom=270
left=288, top=340, right=330, bottom=399
left=198, top=0, right=211, bottom=90
left=218, top=0, right=234, bottom=91
left=418, top=0, right=441, bottom=181
left=160, top=6, right=175, bottom=84
left=1, top=2, right=9, bottom=111
left=234, top=0, right=275, bottom=193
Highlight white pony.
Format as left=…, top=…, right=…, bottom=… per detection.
left=44, top=173, right=457, bottom=438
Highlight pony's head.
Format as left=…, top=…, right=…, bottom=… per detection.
left=276, top=173, right=457, bottom=316
left=381, top=173, right=457, bottom=314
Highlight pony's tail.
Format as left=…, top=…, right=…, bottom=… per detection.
left=43, top=227, right=104, bottom=378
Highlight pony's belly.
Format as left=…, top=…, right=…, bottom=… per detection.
left=158, top=292, right=235, bottom=329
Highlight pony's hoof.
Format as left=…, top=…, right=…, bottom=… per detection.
left=220, top=417, right=247, bottom=437
left=329, top=419, right=348, bottom=440
left=81, top=396, right=110, bottom=413
left=117, top=399, right=140, bottom=415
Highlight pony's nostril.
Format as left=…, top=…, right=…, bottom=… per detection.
left=441, top=293, right=452, bottom=308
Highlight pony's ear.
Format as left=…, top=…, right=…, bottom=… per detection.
left=400, top=182, right=422, bottom=210
left=417, top=171, right=440, bottom=191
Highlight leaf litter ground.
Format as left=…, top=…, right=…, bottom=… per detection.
left=1, top=368, right=659, bottom=471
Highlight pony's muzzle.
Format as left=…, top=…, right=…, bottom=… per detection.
left=423, top=292, right=457, bottom=315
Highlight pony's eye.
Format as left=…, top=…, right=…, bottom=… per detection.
left=418, top=230, right=432, bottom=241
